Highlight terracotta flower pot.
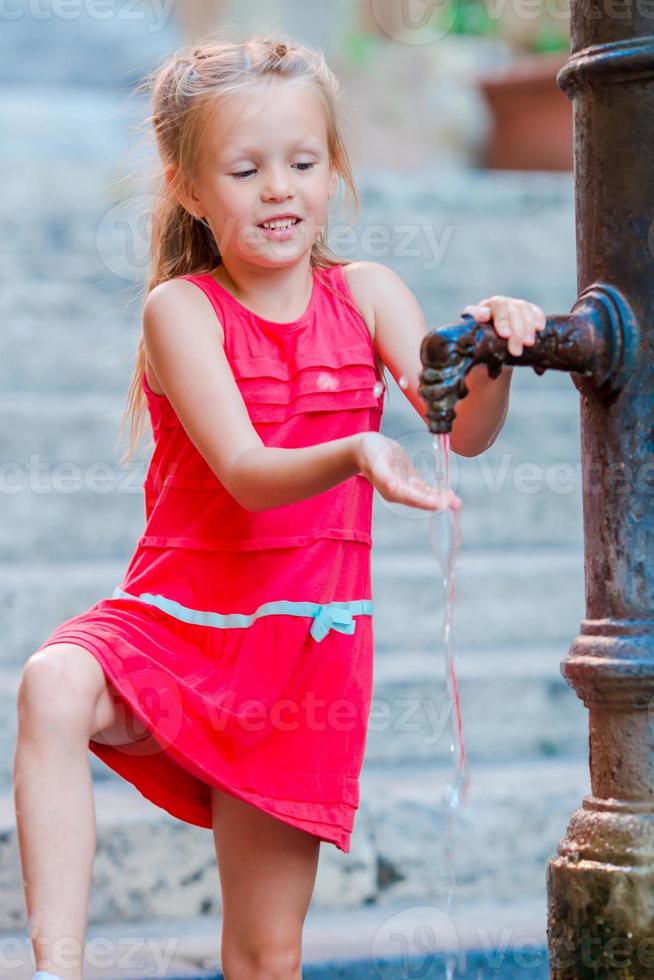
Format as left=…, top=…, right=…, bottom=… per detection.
left=477, top=51, right=573, bottom=171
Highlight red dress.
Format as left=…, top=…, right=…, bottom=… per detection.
left=35, top=262, right=385, bottom=853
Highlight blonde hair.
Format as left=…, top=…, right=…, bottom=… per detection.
left=116, top=30, right=388, bottom=468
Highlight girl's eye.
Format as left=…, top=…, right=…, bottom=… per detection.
left=231, top=162, right=316, bottom=180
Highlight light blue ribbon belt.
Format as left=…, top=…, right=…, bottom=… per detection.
left=111, top=587, right=373, bottom=643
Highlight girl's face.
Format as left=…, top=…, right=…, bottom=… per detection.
left=181, top=77, right=339, bottom=270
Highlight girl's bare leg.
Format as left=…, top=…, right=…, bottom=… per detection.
left=13, top=643, right=153, bottom=980
left=211, top=787, right=321, bottom=980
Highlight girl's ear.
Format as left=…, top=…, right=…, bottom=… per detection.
left=164, top=163, right=176, bottom=190
left=165, top=164, right=204, bottom=219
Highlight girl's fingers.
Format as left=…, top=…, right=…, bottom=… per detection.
left=399, top=481, right=462, bottom=512
left=430, top=490, right=462, bottom=512
left=462, top=303, right=492, bottom=320
left=490, top=300, right=511, bottom=341
left=465, top=296, right=546, bottom=354
left=441, top=488, right=462, bottom=510
left=512, top=300, right=542, bottom=354
left=512, top=300, right=546, bottom=346
left=387, top=476, right=428, bottom=504
left=508, top=302, right=528, bottom=354
left=518, top=302, right=537, bottom=345
left=530, top=302, right=547, bottom=331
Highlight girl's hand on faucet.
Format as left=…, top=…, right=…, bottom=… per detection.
left=461, top=296, right=547, bottom=357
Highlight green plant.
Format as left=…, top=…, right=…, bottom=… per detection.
left=341, top=28, right=382, bottom=69
left=436, top=0, right=570, bottom=54
left=445, top=0, right=497, bottom=38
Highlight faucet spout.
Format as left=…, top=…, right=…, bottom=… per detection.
left=418, top=281, right=638, bottom=434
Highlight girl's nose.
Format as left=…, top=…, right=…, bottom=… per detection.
left=262, top=169, right=294, bottom=200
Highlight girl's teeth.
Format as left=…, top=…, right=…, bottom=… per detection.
left=262, top=219, right=297, bottom=229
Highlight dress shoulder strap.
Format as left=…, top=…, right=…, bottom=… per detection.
left=177, top=273, right=228, bottom=343
left=315, top=263, right=376, bottom=349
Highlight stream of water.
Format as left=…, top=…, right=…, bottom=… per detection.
left=429, top=432, right=471, bottom=978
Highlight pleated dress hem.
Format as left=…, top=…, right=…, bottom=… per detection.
left=35, top=623, right=356, bottom=853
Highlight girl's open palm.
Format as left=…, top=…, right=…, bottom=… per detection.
left=358, top=432, right=462, bottom=512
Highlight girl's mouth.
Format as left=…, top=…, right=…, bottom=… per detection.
left=257, top=218, right=303, bottom=241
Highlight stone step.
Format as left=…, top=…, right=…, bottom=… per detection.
left=2, top=113, right=576, bottom=317
left=372, top=547, right=584, bottom=653
left=0, top=313, right=137, bottom=396
left=0, top=894, right=550, bottom=978
left=2, top=134, right=575, bottom=303
left=0, top=756, right=588, bottom=931
left=0, top=445, right=583, bottom=560
left=0, top=370, right=580, bottom=463
left=1, top=382, right=583, bottom=561
left=4, top=545, right=584, bottom=667
left=0, top=291, right=584, bottom=405
left=0, top=645, right=586, bottom=787
left=0, top=3, right=177, bottom=89
left=2, top=130, right=574, bottom=214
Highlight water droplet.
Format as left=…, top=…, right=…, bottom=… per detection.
left=372, top=380, right=384, bottom=398
left=398, top=374, right=408, bottom=389
left=446, top=782, right=459, bottom=808
left=446, top=954, right=458, bottom=980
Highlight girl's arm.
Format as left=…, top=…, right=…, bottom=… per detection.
left=344, top=262, right=543, bottom=458
left=143, top=280, right=365, bottom=512
left=229, top=436, right=366, bottom=511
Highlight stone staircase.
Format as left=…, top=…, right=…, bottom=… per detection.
left=1, top=2, right=584, bottom=976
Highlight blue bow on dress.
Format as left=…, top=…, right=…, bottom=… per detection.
left=310, top=604, right=357, bottom=642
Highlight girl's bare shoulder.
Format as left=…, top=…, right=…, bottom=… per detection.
left=146, top=277, right=225, bottom=342
left=143, top=278, right=226, bottom=396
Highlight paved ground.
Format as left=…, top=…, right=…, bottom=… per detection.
left=0, top=896, right=549, bottom=977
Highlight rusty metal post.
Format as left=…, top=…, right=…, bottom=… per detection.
left=418, top=4, right=654, bottom=975
left=417, top=2, right=654, bottom=971
left=546, top=7, right=654, bottom=978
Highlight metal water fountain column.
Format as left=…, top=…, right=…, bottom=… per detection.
left=418, top=6, right=654, bottom=976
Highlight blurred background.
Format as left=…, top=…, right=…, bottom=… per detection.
left=2, top=1, right=586, bottom=977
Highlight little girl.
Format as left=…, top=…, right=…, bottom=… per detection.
left=14, top=32, right=545, bottom=980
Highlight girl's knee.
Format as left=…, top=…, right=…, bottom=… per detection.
left=18, top=644, right=106, bottom=741
left=221, top=938, right=302, bottom=980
